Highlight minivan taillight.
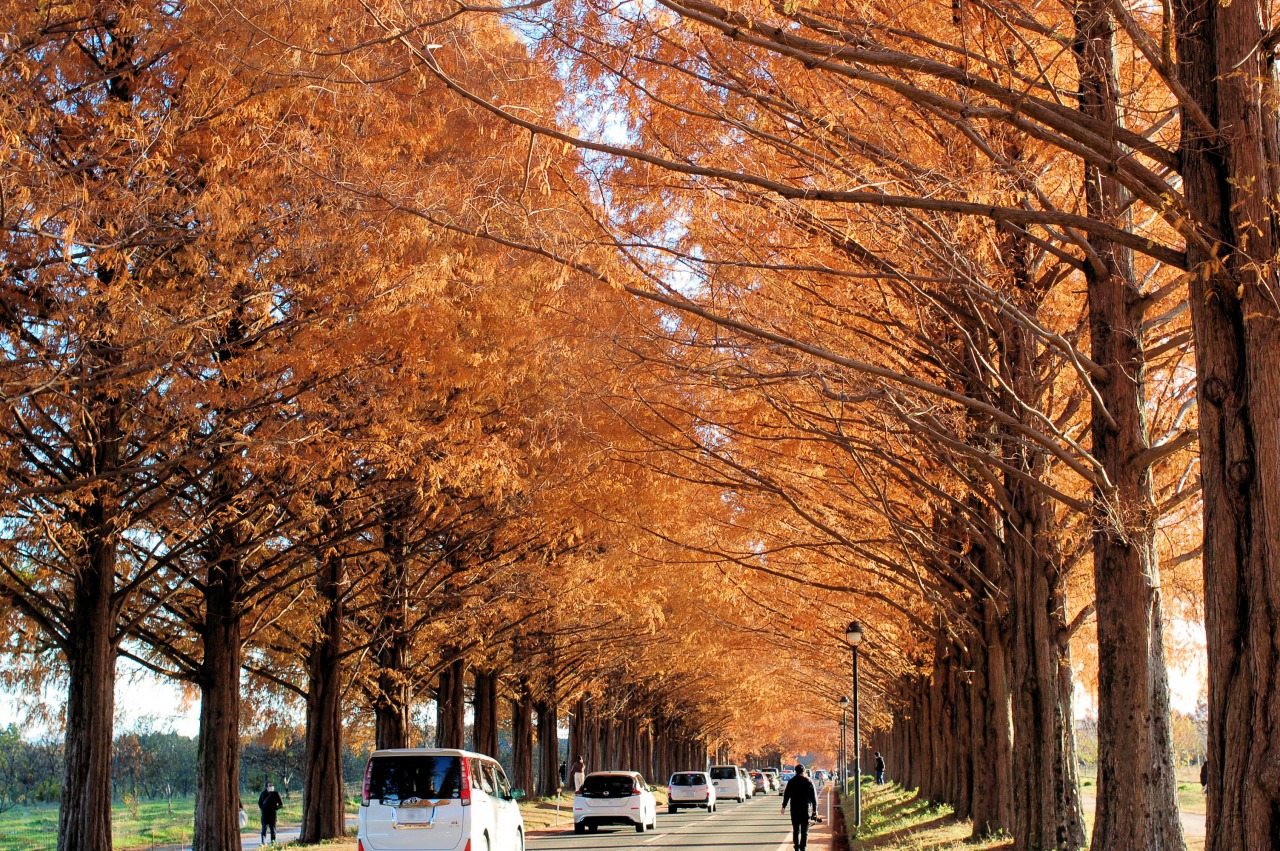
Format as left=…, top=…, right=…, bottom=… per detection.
left=361, top=758, right=373, bottom=806
left=460, top=758, right=472, bottom=807
left=632, top=784, right=643, bottom=795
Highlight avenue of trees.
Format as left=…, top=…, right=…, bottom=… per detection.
left=1, top=2, right=1277, bottom=851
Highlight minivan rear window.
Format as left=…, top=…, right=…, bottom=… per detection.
left=710, top=767, right=737, bottom=780
left=367, top=755, right=463, bottom=802
left=579, top=775, right=637, bottom=797
left=670, top=773, right=705, bottom=786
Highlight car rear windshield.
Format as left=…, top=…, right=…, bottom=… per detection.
left=709, top=767, right=737, bottom=780
left=367, top=755, right=463, bottom=802
left=670, top=773, right=705, bottom=786
left=579, top=775, right=637, bottom=797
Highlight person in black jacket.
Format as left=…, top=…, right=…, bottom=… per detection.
left=258, top=782, right=284, bottom=844
left=780, top=763, right=818, bottom=851
left=874, top=751, right=886, bottom=785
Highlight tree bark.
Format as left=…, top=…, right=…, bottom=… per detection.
left=374, top=513, right=412, bottom=751
left=1006, top=475, right=1087, bottom=849
left=1072, top=6, right=1185, bottom=850
left=969, top=595, right=1014, bottom=839
left=511, top=688, right=535, bottom=792
left=193, top=556, right=243, bottom=851
left=57, top=534, right=118, bottom=851
left=435, top=657, right=467, bottom=750
left=536, top=699, right=559, bottom=796
left=301, top=549, right=346, bottom=844
left=1175, top=1, right=1280, bottom=848
left=473, top=668, right=499, bottom=757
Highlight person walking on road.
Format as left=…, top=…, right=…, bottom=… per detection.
left=781, top=763, right=817, bottom=851
left=258, top=781, right=284, bottom=844
left=569, top=755, right=586, bottom=792
left=874, top=751, right=886, bottom=785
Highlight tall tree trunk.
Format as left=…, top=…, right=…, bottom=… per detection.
left=473, top=669, right=499, bottom=757
left=969, top=594, right=1014, bottom=838
left=1175, top=1, right=1280, bottom=848
left=1006, top=479, right=1087, bottom=850
left=193, top=557, right=243, bottom=851
left=301, top=548, right=346, bottom=844
left=511, top=687, right=535, bottom=792
left=435, top=658, right=467, bottom=749
left=58, top=535, right=118, bottom=851
left=1074, top=6, right=1184, bottom=849
left=997, top=232, right=1086, bottom=849
left=374, top=512, right=412, bottom=751
left=536, top=699, right=559, bottom=796
left=569, top=695, right=586, bottom=767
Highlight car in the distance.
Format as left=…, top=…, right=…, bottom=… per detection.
left=749, top=770, right=768, bottom=794
left=709, top=764, right=747, bottom=803
left=763, top=768, right=781, bottom=791
left=358, top=747, right=525, bottom=851
left=573, top=771, right=658, bottom=834
left=667, top=771, right=716, bottom=813
left=738, top=766, right=754, bottom=798
left=778, top=768, right=795, bottom=794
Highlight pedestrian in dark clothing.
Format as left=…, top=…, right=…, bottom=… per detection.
left=559, top=761, right=567, bottom=785
left=258, top=782, right=284, bottom=844
left=874, top=751, right=886, bottom=785
left=1200, top=760, right=1209, bottom=794
left=781, top=763, right=818, bottom=851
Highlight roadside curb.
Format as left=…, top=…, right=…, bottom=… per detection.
left=830, top=790, right=848, bottom=850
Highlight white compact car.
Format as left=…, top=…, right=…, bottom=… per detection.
left=358, top=748, right=526, bottom=851
left=708, top=764, right=747, bottom=803
left=739, top=766, right=754, bottom=799
left=667, top=771, right=716, bottom=812
left=573, top=771, right=658, bottom=833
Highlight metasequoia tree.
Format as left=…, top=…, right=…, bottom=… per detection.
left=325, top=0, right=1264, bottom=845
left=0, top=4, right=309, bottom=849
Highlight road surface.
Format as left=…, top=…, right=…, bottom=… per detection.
left=527, top=791, right=832, bottom=851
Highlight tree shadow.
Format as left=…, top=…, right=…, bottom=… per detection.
left=852, top=812, right=953, bottom=849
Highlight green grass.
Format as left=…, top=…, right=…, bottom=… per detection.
left=843, top=783, right=1012, bottom=850
left=0, top=793, right=359, bottom=851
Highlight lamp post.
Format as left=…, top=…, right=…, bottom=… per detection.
left=838, top=695, right=850, bottom=793
left=846, top=621, right=864, bottom=828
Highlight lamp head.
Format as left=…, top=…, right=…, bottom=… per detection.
left=839, top=695, right=850, bottom=706
left=846, top=621, right=865, bottom=645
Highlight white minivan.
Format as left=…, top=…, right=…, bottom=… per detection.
left=572, top=771, right=658, bottom=833
left=358, top=748, right=526, bottom=851
left=709, top=764, right=747, bottom=803
left=667, top=771, right=716, bottom=812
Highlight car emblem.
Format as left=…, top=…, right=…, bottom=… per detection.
left=403, top=797, right=421, bottom=806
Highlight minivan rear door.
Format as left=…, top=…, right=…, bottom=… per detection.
left=362, top=754, right=466, bottom=850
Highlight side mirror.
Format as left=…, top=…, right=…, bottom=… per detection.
left=649, top=785, right=657, bottom=792
left=509, top=788, right=525, bottom=800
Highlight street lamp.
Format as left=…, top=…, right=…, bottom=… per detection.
left=845, top=622, right=864, bottom=828
left=838, top=696, right=850, bottom=793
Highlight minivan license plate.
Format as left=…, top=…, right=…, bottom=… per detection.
left=395, top=807, right=433, bottom=826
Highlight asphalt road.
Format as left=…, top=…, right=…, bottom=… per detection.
left=527, top=792, right=826, bottom=851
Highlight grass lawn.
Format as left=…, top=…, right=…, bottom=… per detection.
left=844, top=784, right=1012, bottom=850
left=1079, top=764, right=1206, bottom=815
left=845, top=772, right=1207, bottom=851
left=0, top=793, right=356, bottom=851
